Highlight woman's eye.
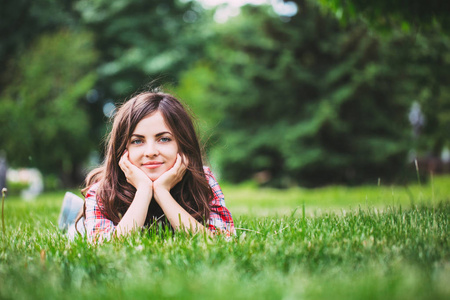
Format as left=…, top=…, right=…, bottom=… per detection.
left=160, top=137, right=171, bottom=143
left=130, top=139, right=143, bottom=145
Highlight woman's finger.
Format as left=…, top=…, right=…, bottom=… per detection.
left=119, top=151, right=132, bottom=175
left=170, top=154, right=182, bottom=174
left=182, top=154, right=189, bottom=168
left=119, top=157, right=125, bottom=171
left=176, top=154, right=186, bottom=178
left=179, top=154, right=188, bottom=177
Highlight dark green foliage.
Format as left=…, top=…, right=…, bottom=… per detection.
left=317, top=0, right=450, bottom=33
left=0, top=31, right=97, bottom=185
left=1, top=0, right=448, bottom=188
left=179, top=3, right=413, bottom=186
left=0, top=0, right=79, bottom=87
left=74, top=0, right=207, bottom=100
left=0, top=0, right=208, bottom=187
left=383, top=32, right=450, bottom=157
left=0, top=0, right=97, bottom=186
left=318, top=0, right=450, bottom=159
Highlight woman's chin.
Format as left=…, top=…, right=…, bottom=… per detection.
left=148, top=172, right=163, bottom=182
left=139, top=168, right=162, bottom=182
left=146, top=174, right=159, bottom=181
left=142, top=167, right=170, bottom=182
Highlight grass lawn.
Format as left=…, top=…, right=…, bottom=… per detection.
left=223, top=175, right=450, bottom=216
left=0, top=176, right=449, bottom=299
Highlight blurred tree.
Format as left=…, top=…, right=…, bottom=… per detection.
left=175, top=60, right=222, bottom=148
left=383, top=31, right=450, bottom=159
left=317, top=0, right=450, bottom=162
left=74, top=0, right=208, bottom=101
left=0, top=0, right=79, bottom=88
left=0, top=30, right=97, bottom=186
left=317, top=0, right=450, bottom=33
left=177, top=2, right=414, bottom=186
left=0, top=0, right=208, bottom=185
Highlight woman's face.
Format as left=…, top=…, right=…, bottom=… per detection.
left=127, top=111, right=179, bottom=181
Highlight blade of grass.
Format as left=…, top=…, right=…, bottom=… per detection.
left=1, top=188, right=6, bottom=234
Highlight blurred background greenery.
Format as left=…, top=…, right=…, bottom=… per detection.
left=0, top=0, right=449, bottom=189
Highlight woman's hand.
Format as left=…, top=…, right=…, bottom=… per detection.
left=119, top=150, right=153, bottom=191
left=115, top=150, right=153, bottom=238
left=151, top=154, right=206, bottom=233
left=153, top=154, right=188, bottom=194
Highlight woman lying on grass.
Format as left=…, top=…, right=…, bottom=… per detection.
left=73, top=91, right=234, bottom=242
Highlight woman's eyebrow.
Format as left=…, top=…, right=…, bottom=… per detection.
left=155, top=131, right=172, bottom=137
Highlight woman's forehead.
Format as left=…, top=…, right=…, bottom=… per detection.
left=133, top=111, right=172, bottom=134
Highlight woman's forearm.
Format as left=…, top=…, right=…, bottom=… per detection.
left=154, top=188, right=209, bottom=235
left=115, top=186, right=152, bottom=237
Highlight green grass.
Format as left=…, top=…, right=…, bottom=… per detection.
left=0, top=177, right=449, bottom=299
left=223, top=175, right=450, bottom=216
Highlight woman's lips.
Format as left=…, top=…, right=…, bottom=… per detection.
left=142, top=162, right=163, bottom=169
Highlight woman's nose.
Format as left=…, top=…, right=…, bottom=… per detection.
left=144, top=142, right=159, bottom=157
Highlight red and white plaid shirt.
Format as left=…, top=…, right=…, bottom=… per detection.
left=85, top=167, right=234, bottom=241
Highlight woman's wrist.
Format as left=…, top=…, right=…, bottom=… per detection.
left=134, top=184, right=153, bottom=202
left=153, top=186, right=171, bottom=202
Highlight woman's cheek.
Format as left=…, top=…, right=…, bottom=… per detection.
left=127, top=149, right=140, bottom=166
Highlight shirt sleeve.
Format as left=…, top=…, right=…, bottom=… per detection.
left=84, top=183, right=116, bottom=242
left=204, top=167, right=235, bottom=236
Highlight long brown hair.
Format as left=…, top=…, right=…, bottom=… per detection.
left=79, top=92, right=212, bottom=227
